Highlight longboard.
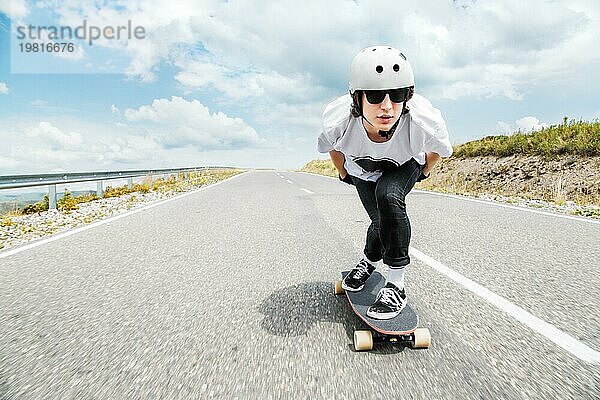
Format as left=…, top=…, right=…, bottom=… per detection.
left=335, top=270, right=431, bottom=351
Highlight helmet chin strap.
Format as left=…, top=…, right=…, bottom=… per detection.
left=355, top=91, right=409, bottom=139
left=361, top=115, right=401, bottom=139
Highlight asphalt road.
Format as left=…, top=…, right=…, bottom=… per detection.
left=1, top=170, right=598, bottom=399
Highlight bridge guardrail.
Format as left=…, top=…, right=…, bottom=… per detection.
left=0, top=166, right=238, bottom=209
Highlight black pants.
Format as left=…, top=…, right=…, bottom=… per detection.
left=350, top=159, right=426, bottom=268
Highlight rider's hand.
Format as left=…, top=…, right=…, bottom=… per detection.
left=422, top=153, right=430, bottom=176
left=338, top=172, right=354, bottom=185
left=422, top=165, right=431, bottom=177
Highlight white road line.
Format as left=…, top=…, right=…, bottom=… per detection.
left=0, top=171, right=249, bottom=260
left=286, top=180, right=293, bottom=184
left=301, top=188, right=314, bottom=194
left=409, top=246, right=600, bottom=364
left=294, top=171, right=599, bottom=225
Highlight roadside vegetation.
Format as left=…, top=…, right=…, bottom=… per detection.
left=0, top=169, right=244, bottom=220
left=452, top=118, right=600, bottom=158
left=300, top=159, right=338, bottom=178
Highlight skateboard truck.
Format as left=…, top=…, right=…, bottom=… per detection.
left=335, top=275, right=431, bottom=352
left=353, top=328, right=431, bottom=351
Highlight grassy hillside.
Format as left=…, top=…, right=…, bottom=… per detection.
left=300, top=159, right=338, bottom=177
left=452, top=118, right=600, bottom=158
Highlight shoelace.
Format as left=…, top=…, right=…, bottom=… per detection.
left=351, top=261, right=370, bottom=280
left=376, top=287, right=404, bottom=307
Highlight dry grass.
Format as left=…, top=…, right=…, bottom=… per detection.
left=300, top=159, right=338, bottom=177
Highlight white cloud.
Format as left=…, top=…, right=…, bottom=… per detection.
left=25, top=121, right=83, bottom=150
left=0, top=82, right=8, bottom=94
left=0, top=0, right=28, bottom=18
left=0, top=113, right=317, bottom=173
left=111, top=104, right=119, bottom=114
left=515, top=116, right=549, bottom=132
left=173, top=62, right=228, bottom=93
left=124, top=96, right=266, bottom=150
left=398, top=1, right=595, bottom=100
left=43, top=0, right=599, bottom=102
left=496, top=116, right=549, bottom=135
left=0, top=118, right=165, bottom=173
left=173, top=59, right=318, bottom=102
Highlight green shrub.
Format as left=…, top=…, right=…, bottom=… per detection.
left=74, top=193, right=100, bottom=204
left=133, top=183, right=150, bottom=194
left=58, top=189, right=79, bottom=212
left=22, top=194, right=49, bottom=214
left=104, top=182, right=151, bottom=197
left=0, top=215, right=13, bottom=227
left=104, top=185, right=128, bottom=198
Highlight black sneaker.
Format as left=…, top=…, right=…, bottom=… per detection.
left=366, top=282, right=407, bottom=320
left=342, top=259, right=376, bottom=291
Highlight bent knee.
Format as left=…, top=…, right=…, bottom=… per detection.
left=376, top=189, right=406, bottom=208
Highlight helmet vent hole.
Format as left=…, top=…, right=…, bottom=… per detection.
left=393, top=64, right=400, bottom=72
left=388, top=47, right=392, bottom=49
left=372, top=48, right=377, bottom=51
left=399, top=52, right=406, bottom=60
left=376, top=65, right=383, bottom=73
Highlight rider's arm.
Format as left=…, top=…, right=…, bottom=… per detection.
left=423, top=151, right=441, bottom=176
left=329, top=150, right=348, bottom=178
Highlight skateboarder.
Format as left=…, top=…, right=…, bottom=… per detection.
left=317, top=45, right=453, bottom=320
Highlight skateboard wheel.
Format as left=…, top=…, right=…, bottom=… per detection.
left=412, top=328, right=431, bottom=348
left=353, top=330, right=373, bottom=351
left=334, top=280, right=344, bottom=295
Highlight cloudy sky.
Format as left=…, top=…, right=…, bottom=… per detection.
left=0, top=0, right=598, bottom=175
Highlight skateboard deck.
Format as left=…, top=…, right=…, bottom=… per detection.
left=341, top=270, right=418, bottom=334
left=336, top=270, right=430, bottom=350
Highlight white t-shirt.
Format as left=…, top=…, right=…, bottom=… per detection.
left=317, top=93, right=453, bottom=182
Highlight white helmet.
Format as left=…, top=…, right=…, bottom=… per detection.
left=349, top=46, right=414, bottom=93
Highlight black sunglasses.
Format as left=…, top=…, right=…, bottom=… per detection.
left=364, top=88, right=411, bottom=104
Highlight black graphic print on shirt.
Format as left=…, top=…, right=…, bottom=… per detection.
left=352, top=156, right=401, bottom=172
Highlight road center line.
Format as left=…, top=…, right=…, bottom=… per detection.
left=301, top=188, right=314, bottom=194
left=286, top=180, right=293, bottom=184
left=409, top=247, right=600, bottom=364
